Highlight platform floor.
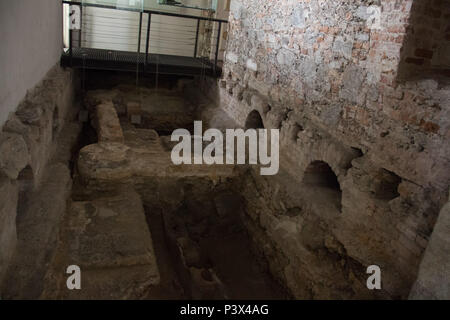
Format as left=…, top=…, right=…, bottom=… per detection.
left=61, top=48, right=221, bottom=77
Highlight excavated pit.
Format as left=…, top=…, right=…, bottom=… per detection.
left=38, top=73, right=289, bottom=300
left=143, top=184, right=289, bottom=300
left=2, top=65, right=446, bottom=300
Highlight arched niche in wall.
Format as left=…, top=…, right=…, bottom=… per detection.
left=372, top=169, right=401, bottom=201
left=302, top=161, right=342, bottom=212
left=245, top=110, right=264, bottom=130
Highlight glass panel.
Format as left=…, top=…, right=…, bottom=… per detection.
left=78, top=0, right=143, bottom=52
left=157, top=0, right=217, bottom=11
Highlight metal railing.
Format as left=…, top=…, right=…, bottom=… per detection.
left=63, top=0, right=228, bottom=75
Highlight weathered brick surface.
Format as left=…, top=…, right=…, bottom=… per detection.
left=202, top=0, right=450, bottom=299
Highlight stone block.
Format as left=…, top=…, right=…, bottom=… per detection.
left=3, top=114, right=30, bottom=135
left=339, top=64, right=366, bottom=104
left=44, top=189, right=160, bottom=299
left=127, top=101, right=141, bottom=117
left=0, top=132, right=30, bottom=180
left=131, top=114, right=142, bottom=125
left=96, top=103, right=124, bottom=143
left=65, top=192, right=158, bottom=270
left=15, top=101, right=43, bottom=125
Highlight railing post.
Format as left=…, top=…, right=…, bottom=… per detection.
left=79, top=5, right=83, bottom=48
left=214, top=21, right=222, bottom=75
left=145, top=13, right=151, bottom=67
left=137, top=12, right=143, bottom=53
left=194, top=19, right=200, bottom=58
left=69, top=22, right=73, bottom=66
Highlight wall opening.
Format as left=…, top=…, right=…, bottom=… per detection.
left=245, top=110, right=264, bottom=130
left=302, top=161, right=342, bottom=212
left=373, top=169, right=402, bottom=201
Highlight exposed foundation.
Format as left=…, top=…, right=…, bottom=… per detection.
left=1, top=0, right=449, bottom=301
left=1, top=73, right=291, bottom=300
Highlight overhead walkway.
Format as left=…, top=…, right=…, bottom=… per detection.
left=61, top=1, right=227, bottom=77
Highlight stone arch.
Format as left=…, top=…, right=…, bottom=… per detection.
left=302, top=160, right=342, bottom=212
left=245, top=110, right=264, bottom=130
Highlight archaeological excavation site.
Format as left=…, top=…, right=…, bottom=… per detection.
left=0, top=0, right=449, bottom=302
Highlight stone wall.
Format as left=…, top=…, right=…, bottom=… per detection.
left=202, top=0, right=450, bottom=299
left=0, top=66, right=76, bottom=291
left=409, top=192, right=450, bottom=299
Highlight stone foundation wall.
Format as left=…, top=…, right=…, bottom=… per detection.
left=409, top=192, right=450, bottom=299
left=201, top=0, right=450, bottom=299
left=0, top=65, right=76, bottom=290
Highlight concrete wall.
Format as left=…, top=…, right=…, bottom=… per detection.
left=0, top=0, right=63, bottom=128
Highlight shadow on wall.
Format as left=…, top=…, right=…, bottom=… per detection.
left=397, top=0, right=450, bottom=81
left=16, top=165, right=34, bottom=225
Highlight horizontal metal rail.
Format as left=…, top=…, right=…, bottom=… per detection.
left=62, top=0, right=228, bottom=23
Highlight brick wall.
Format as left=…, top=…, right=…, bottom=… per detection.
left=203, top=0, right=450, bottom=298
